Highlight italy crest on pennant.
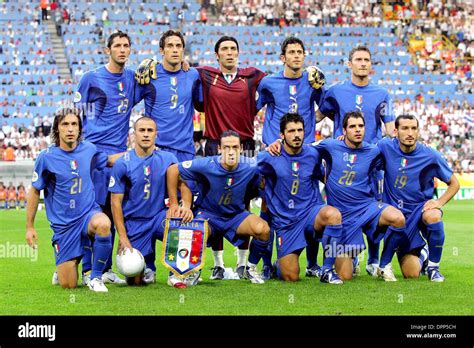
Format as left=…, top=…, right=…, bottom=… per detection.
left=289, top=85, right=297, bottom=96
left=162, top=218, right=209, bottom=279
left=70, top=160, right=78, bottom=170
left=143, top=165, right=151, bottom=176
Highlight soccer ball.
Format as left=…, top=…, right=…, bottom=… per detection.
left=116, top=248, right=145, bottom=277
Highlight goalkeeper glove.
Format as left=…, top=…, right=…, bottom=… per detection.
left=135, top=58, right=158, bottom=85
left=306, top=66, right=326, bottom=90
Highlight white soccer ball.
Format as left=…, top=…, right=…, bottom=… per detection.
left=116, top=248, right=145, bottom=277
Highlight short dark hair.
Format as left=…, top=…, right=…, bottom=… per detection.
left=280, top=113, right=304, bottom=134
left=219, top=130, right=241, bottom=144
left=134, top=116, right=156, bottom=130
left=281, top=37, right=305, bottom=56
left=395, top=114, right=419, bottom=129
left=214, top=36, right=239, bottom=54
left=107, top=30, right=131, bottom=49
left=159, top=30, right=185, bottom=50
left=348, top=45, right=371, bottom=61
left=51, top=106, right=83, bottom=146
left=343, top=111, right=365, bottom=129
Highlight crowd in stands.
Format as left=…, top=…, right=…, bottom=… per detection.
left=0, top=0, right=472, bottom=173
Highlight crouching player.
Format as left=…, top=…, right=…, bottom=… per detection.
left=258, top=113, right=343, bottom=283
left=378, top=115, right=460, bottom=282
left=314, top=112, right=406, bottom=281
left=167, top=130, right=270, bottom=284
left=109, top=116, right=193, bottom=286
left=26, top=107, right=121, bottom=292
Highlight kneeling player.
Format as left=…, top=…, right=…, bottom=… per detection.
left=110, top=117, right=193, bottom=286
left=378, top=115, right=459, bottom=282
left=26, top=107, right=121, bottom=292
left=258, top=113, right=343, bottom=283
left=167, top=130, right=270, bottom=284
left=313, top=112, right=406, bottom=281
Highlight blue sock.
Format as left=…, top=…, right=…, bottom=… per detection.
left=305, top=235, right=319, bottom=269
left=262, top=228, right=274, bottom=267
left=104, top=224, right=116, bottom=271
left=367, top=238, right=380, bottom=265
left=82, top=244, right=92, bottom=273
left=248, top=238, right=268, bottom=265
left=321, top=224, right=342, bottom=272
left=91, top=235, right=112, bottom=280
left=274, top=260, right=283, bottom=280
left=379, top=226, right=404, bottom=268
left=427, top=221, right=444, bottom=263
left=145, top=253, right=156, bottom=272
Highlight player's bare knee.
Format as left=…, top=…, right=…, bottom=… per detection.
left=59, top=280, right=77, bottom=289
left=93, top=215, right=111, bottom=237
left=392, top=211, right=405, bottom=228
left=254, top=221, right=270, bottom=241
left=422, top=209, right=442, bottom=225
left=324, top=206, right=342, bottom=225
left=402, top=266, right=420, bottom=279
left=282, top=271, right=299, bottom=282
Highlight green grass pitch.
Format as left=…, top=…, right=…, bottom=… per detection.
left=0, top=200, right=472, bottom=316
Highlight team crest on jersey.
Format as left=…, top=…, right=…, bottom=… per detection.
left=289, top=85, right=297, bottom=96
left=170, top=77, right=177, bottom=86
left=226, top=177, right=234, bottom=187
left=73, top=91, right=81, bottom=103
left=182, top=160, right=192, bottom=169
left=277, top=236, right=282, bottom=247
left=70, top=160, right=78, bottom=170
left=291, top=161, right=299, bottom=172
left=32, top=171, right=38, bottom=183
left=54, top=243, right=60, bottom=254
left=144, top=165, right=151, bottom=176
left=356, top=95, right=363, bottom=104
left=348, top=154, right=357, bottom=164
left=400, top=158, right=408, bottom=167
left=117, top=82, right=124, bottom=92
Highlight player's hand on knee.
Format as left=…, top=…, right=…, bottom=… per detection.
left=135, top=58, right=158, bottom=85
left=25, top=227, right=38, bottom=249
left=423, top=199, right=442, bottom=212
left=266, top=139, right=282, bottom=156
left=306, top=66, right=326, bottom=90
left=178, top=207, right=194, bottom=223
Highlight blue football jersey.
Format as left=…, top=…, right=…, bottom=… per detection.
left=258, top=145, right=324, bottom=228
left=74, top=66, right=138, bottom=154
left=137, top=65, right=202, bottom=155
left=31, top=141, right=108, bottom=227
left=108, top=149, right=177, bottom=219
left=378, top=137, right=453, bottom=211
left=257, top=71, right=323, bottom=145
left=315, top=139, right=382, bottom=216
left=319, top=81, right=394, bottom=143
left=178, top=156, right=259, bottom=216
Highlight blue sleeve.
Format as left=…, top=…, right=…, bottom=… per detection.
left=164, top=152, right=178, bottom=167
left=73, top=72, right=90, bottom=106
left=256, top=78, right=271, bottom=110
left=94, top=151, right=109, bottom=171
left=318, top=87, right=336, bottom=115
left=31, top=150, right=49, bottom=191
left=135, top=84, right=149, bottom=106
left=257, top=152, right=274, bottom=176
left=381, top=91, right=395, bottom=123
left=191, top=69, right=203, bottom=104
left=178, top=157, right=206, bottom=182
left=434, top=151, right=453, bottom=183
left=108, top=159, right=128, bottom=194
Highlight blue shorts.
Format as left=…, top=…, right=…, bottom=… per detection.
left=338, top=201, right=389, bottom=255
left=125, top=210, right=167, bottom=257
left=397, top=203, right=429, bottom=257
left=195, top=210, right=250, bottom=247
left=52, top=205, right=101, bottom=266
left=92, top=166, right=112, bottom=206
left=274, top=204, right=324, bottom=259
